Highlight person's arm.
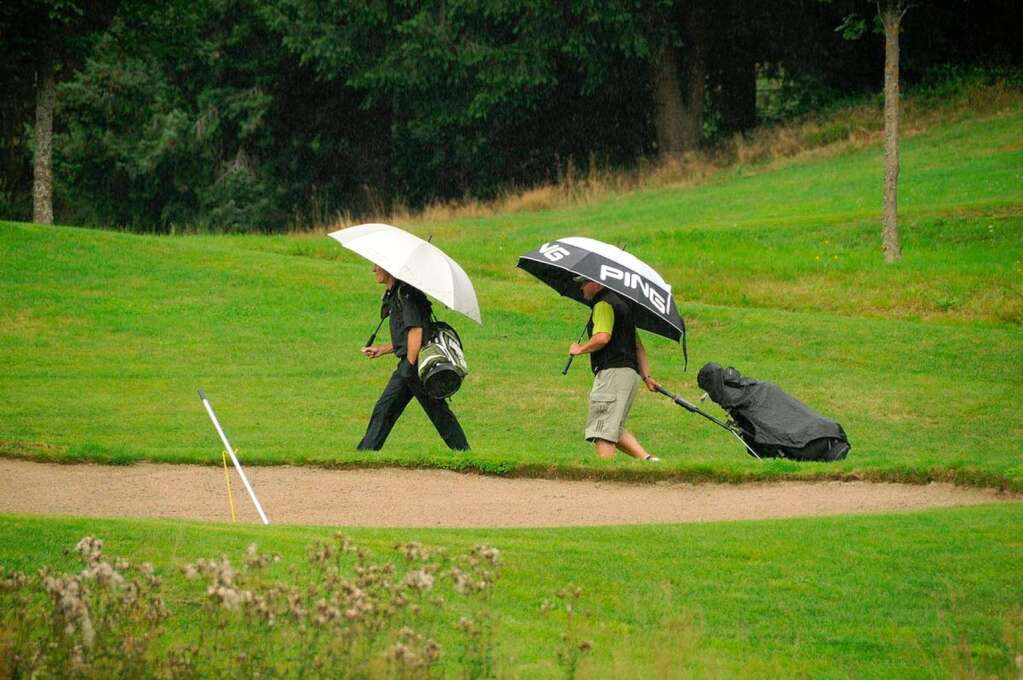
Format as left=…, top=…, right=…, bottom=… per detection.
left=636, top=335, right=659, bottom=392
left=361, top=343, right=394, bottom=358
left=570, top=300, right=613, bottom=356
left=569, top=332, right=610, bottom=356
left=406, top=326, right=423, bottom=365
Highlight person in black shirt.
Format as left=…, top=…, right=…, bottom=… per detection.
left=568, top=277, right=660, bottom=461
left=357, top=264, right=469, bottom=451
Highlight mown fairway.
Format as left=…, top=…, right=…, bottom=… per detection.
left=2, top=504, right=1021, bottom=678
left=2, top=108, right=1022, bottom=486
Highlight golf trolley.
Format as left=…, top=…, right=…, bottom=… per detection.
left=654, top=385, right=761, bottom=459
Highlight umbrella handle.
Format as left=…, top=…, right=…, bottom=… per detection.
left=562, top=315, right=592, bottom=376
left=365, top=317, right=385, bottom=348
left=562, top=354, right=575, bottom=375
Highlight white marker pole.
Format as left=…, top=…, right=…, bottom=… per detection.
left=197, top=389, right=270, bottom=525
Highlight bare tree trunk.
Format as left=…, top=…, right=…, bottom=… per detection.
left=33, top=59, right=55, bottom=225
left=679, top=1, right=708, bottom=148
left=649, top=2, right=709, bottom=160
left=880, top=3, right=903, bottom=263
left=650, top=41, right=686, bottom=158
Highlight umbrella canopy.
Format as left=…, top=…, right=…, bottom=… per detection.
left=517, top=236, right=686, bottom=347
left=329, top=223, right=482, bottom=324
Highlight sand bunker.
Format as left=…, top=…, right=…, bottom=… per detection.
left=0, top=459, right=1015, bottom=528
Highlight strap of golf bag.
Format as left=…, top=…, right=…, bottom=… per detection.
left=438, top=315, right=466, bottom=350
left=429, top=309, right=455, bottom=345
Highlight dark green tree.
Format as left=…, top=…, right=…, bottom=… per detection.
left=0, top=0, right=121, bottom=224
left=565, top=0, right=711, bottom=158
left=267, top=0, right=573, bottom=205
left=55, top=0, right=341, bottom=230
left=5, top=0, right=1016, bottom=231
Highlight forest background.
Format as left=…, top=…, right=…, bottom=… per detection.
left=1, top=0, right=1020, bottom=233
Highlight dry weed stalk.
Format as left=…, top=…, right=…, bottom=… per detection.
left=540, top=584, right=594, bottom=680
left=0, top=536, right=516, bottom=679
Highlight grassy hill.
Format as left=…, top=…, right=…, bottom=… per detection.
left=1, top=104, right=1022, bottom=488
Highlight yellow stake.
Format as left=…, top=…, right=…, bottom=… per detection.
left=221, top=449, right=238, bottom=522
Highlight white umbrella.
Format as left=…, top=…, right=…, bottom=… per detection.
left=328, top=223, right=482, bottom=324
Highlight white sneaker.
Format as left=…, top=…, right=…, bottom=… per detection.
left=645, top=455, right=661, bottom=462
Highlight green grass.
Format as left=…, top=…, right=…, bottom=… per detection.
left=1, top=504, right=1021, bottom=678
left=1, top=107, right=1022, bottom=488
left=1, top=98, right=1022, bottom=678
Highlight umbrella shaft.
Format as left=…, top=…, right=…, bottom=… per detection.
left=366, top=317, right=385, bottom=348
left=562, top=318, right=592, bottom=375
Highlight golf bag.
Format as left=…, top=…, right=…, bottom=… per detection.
left=697, top=362, right=850, bottom=461
left=418, top=320, right=468, bottom=399
left=368, top=283, right=467, bottom=400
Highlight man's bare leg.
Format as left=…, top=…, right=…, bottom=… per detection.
left=594, top=438, right=617, bottom=459
left=615, top=430, right=654, bottom=460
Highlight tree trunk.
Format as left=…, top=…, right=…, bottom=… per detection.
left=650, top=41, right=686, bottom=158
left=880, top=3, right=903, bottom=263
left=679, top=1, right=709, bottom=148
left=649, top=2, right=709, bottom=159
left=33, top=58, right=55, bottom=225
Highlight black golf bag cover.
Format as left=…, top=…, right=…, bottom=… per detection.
left=697, top=362, right=850, bottom=461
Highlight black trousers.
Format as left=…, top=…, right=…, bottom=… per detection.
left=357, top=360, right=469, bottom=451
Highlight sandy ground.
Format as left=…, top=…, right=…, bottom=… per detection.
left=0, top=459, right=1016, bottom=528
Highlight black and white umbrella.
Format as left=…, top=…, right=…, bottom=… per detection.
left=517, top=236, right=687, bottom=364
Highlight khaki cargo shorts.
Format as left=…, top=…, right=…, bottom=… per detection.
left=585, top=367, right=641, bottom=443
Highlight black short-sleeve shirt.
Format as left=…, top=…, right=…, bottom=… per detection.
left=384, top=283, right=431, bottom=358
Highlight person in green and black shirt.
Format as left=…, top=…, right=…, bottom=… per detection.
left=568, top=276, right=660, bottom=461
left=357, top=264, right=469, bottom=451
